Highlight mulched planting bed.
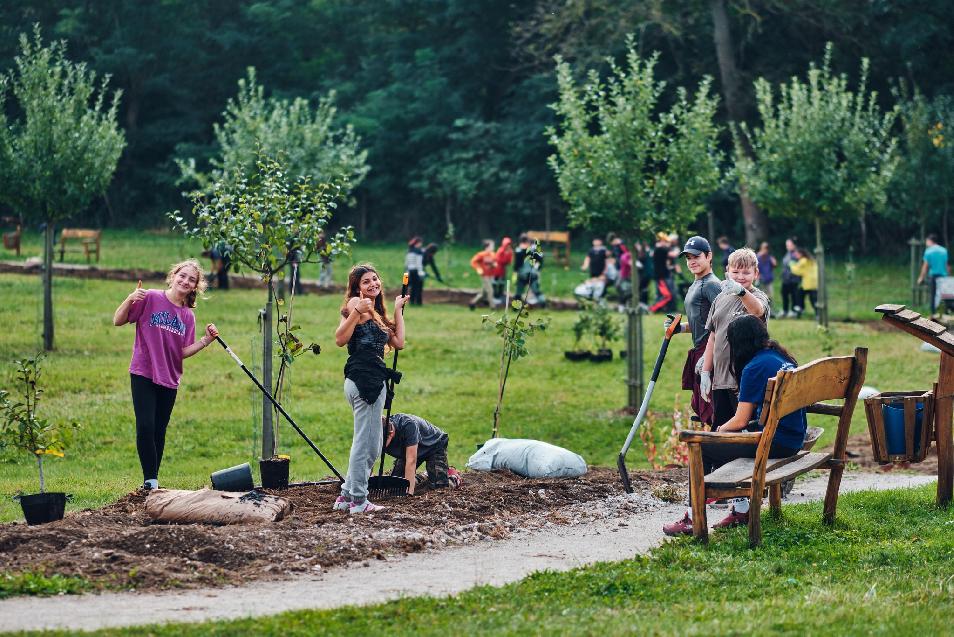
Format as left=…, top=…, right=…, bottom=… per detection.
left=0, top=467, right=682, bottom=594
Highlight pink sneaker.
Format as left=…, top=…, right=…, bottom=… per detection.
left=712, top=506, right=749, bottom=529
left=332, top=495, right=351, bottom=511
left=448, top=467, right=462, bottom=488
left=349, top=500, right=385, bottom=514
left=663, top=513, right=693, bottom=537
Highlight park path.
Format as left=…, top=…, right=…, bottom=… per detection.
left=0, top=472, right=935, bottom=633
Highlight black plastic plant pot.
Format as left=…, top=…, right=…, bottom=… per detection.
left=260, top=456, right=290, bottom=489
left=591, top=349, right=613, bottom=362
left=17, top=492, right=67, bottom=526
left=210, top=463, right=254, bottom=492
left=564, top=350, right=591, bottom=361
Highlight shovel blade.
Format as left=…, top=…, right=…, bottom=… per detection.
left=617, top=453, right=633, bottom=494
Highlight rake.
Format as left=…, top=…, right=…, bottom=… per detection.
left=215, top=335, right=344, bottom=483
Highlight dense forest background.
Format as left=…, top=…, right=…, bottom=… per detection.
left=1, top=0, right=952, bottom=252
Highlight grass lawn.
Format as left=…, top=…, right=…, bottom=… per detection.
left=1, top=228, right=923, bottom=321
left=0, top=272, right=942, bottom=523
left=33, top=484, right=954, bottom=636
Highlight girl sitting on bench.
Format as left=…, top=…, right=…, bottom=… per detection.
left=664, top=314, right=807, bottom=535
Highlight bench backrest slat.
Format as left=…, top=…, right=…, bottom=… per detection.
left=755, top=348, right=867, bottom=473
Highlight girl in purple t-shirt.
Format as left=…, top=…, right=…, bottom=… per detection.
left=113, top=259, right=219, bottom=491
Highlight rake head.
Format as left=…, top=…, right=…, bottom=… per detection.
left=367, top=475, right=410, bottom=499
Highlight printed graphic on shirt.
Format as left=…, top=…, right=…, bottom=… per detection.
left=150, top=310, right=186, bottom=336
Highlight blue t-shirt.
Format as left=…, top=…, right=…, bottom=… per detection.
left=737, top=349, right=807, bottom=450
left=924, top=244, right=949, bottom=277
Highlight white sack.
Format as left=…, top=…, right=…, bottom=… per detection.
left=467, top=438, right=587, bottom=478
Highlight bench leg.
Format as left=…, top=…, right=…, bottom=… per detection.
left=823, top=465, right=843, bottom=525
left=748, top=482, right=764, bottom=548
left=688, top=444, right=708, bottom=543
left=769, top=484, right=782, bottom=518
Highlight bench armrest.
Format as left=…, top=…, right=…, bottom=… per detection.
left=679, top=431, right=762, bottom=445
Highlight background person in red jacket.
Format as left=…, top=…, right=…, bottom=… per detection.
left=492, top=237, right=513, bottom=299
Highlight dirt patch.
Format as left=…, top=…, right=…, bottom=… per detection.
left=844, top=433, right=938, bottom=475
left=0, top=467, right=681, bottom=593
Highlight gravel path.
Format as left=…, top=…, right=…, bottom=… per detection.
left=0, top=472, right=935, bottom=633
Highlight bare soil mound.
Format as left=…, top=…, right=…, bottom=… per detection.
left=0, top=467, right=680, bottom=593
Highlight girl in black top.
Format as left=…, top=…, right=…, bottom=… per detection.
left=333, top=264, right=407, bottom=513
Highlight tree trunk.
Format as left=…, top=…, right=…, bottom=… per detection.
left=261, top=279, right=275, bottom=459
left=544, top=193, right=552, bottom=233
left=944, top=200, right=950, bottom=247
left=859, top=209, right=867, bottom=254
left=359, top=194, right=368, bottom=238
left=815, top=218, right=828, bottom=328
left=37, top=455, right=45, bottom=494
left=707, top=209, right=716, bottom=245
left=710, top=0, right=769, bottom=245
left=42, top=222, right=55, bottom=351
left=627, top=256, right=644, bottom=411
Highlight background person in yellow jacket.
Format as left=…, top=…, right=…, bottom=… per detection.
left=789, top=247, right=818, bottom=319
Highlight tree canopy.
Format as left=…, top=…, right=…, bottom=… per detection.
left=1, top=1, right=953, bottom=250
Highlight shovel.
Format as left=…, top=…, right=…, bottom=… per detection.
left=215, top=335, right=344, bottom=483
left=617, top=313, right=682, bottom=493
left=368, top=273, right=412, bottom=499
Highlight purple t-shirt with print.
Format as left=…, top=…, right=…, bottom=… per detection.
left=127, top=289, right=196, bottom=388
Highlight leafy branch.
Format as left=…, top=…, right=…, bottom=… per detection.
left=482, top=246, right=549, bottom=438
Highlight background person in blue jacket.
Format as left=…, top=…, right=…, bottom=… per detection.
left=918, top=234, right=950, bottom=315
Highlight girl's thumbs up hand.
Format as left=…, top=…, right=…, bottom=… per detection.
left=128, top=280, right=146, bottom=304
left=356, top=289, right=373, bottom=315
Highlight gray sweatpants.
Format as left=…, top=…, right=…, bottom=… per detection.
left=341, top=378, right=385, bottom=504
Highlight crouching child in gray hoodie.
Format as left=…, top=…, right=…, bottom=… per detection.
left=384, top=413, right=460, bottom=495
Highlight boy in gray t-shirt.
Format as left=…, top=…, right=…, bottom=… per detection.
left=701, top=248, right=769, bottom=427
left=665, top=236, right=722, bottom=426
left=384, top=413, right=457, bottom=495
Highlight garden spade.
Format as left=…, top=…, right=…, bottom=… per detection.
left=368, top=272, right=412, bottom=499
left=617, top=313, right=682, bottom=493
left=214, top=335, right=344, bottom=483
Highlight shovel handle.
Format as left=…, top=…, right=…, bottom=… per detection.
left=665, top=313, right=683, bottom=340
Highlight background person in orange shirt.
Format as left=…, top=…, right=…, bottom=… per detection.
left=469, top=239, right=499, bottom=310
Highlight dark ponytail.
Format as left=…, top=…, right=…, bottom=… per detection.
left=726, top=315, right=796, bottom=380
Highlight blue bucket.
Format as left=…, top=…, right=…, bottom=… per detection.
left=882, top=402, right=923, bottom=456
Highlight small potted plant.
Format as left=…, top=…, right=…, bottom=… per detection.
left=589, top=302, right=621, bottom=362
left=0, top=354, right=79, bottom=525
left=565, top=303, right=592, bottom=361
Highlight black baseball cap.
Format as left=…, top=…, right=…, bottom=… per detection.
left=680, top=236, right=711, bottom=256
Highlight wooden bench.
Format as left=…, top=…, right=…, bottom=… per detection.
left=59, top=228, right=101, bottom=263
left=526, top=230, right=570, bottom=266
left=1, top=216, right=21, bottom=256
left=679, top=347, right=868, bottom=547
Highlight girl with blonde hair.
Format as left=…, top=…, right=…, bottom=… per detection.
left=113, top=259, right=219, bottom=490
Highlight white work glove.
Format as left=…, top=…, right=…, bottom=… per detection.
left=694, top=356, right=705, bottom=375
left=720, top=279, right=746, bottom=297
left=664, top=315, right=682, bottom=334
left=700, top=370, right=712, bottom=403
